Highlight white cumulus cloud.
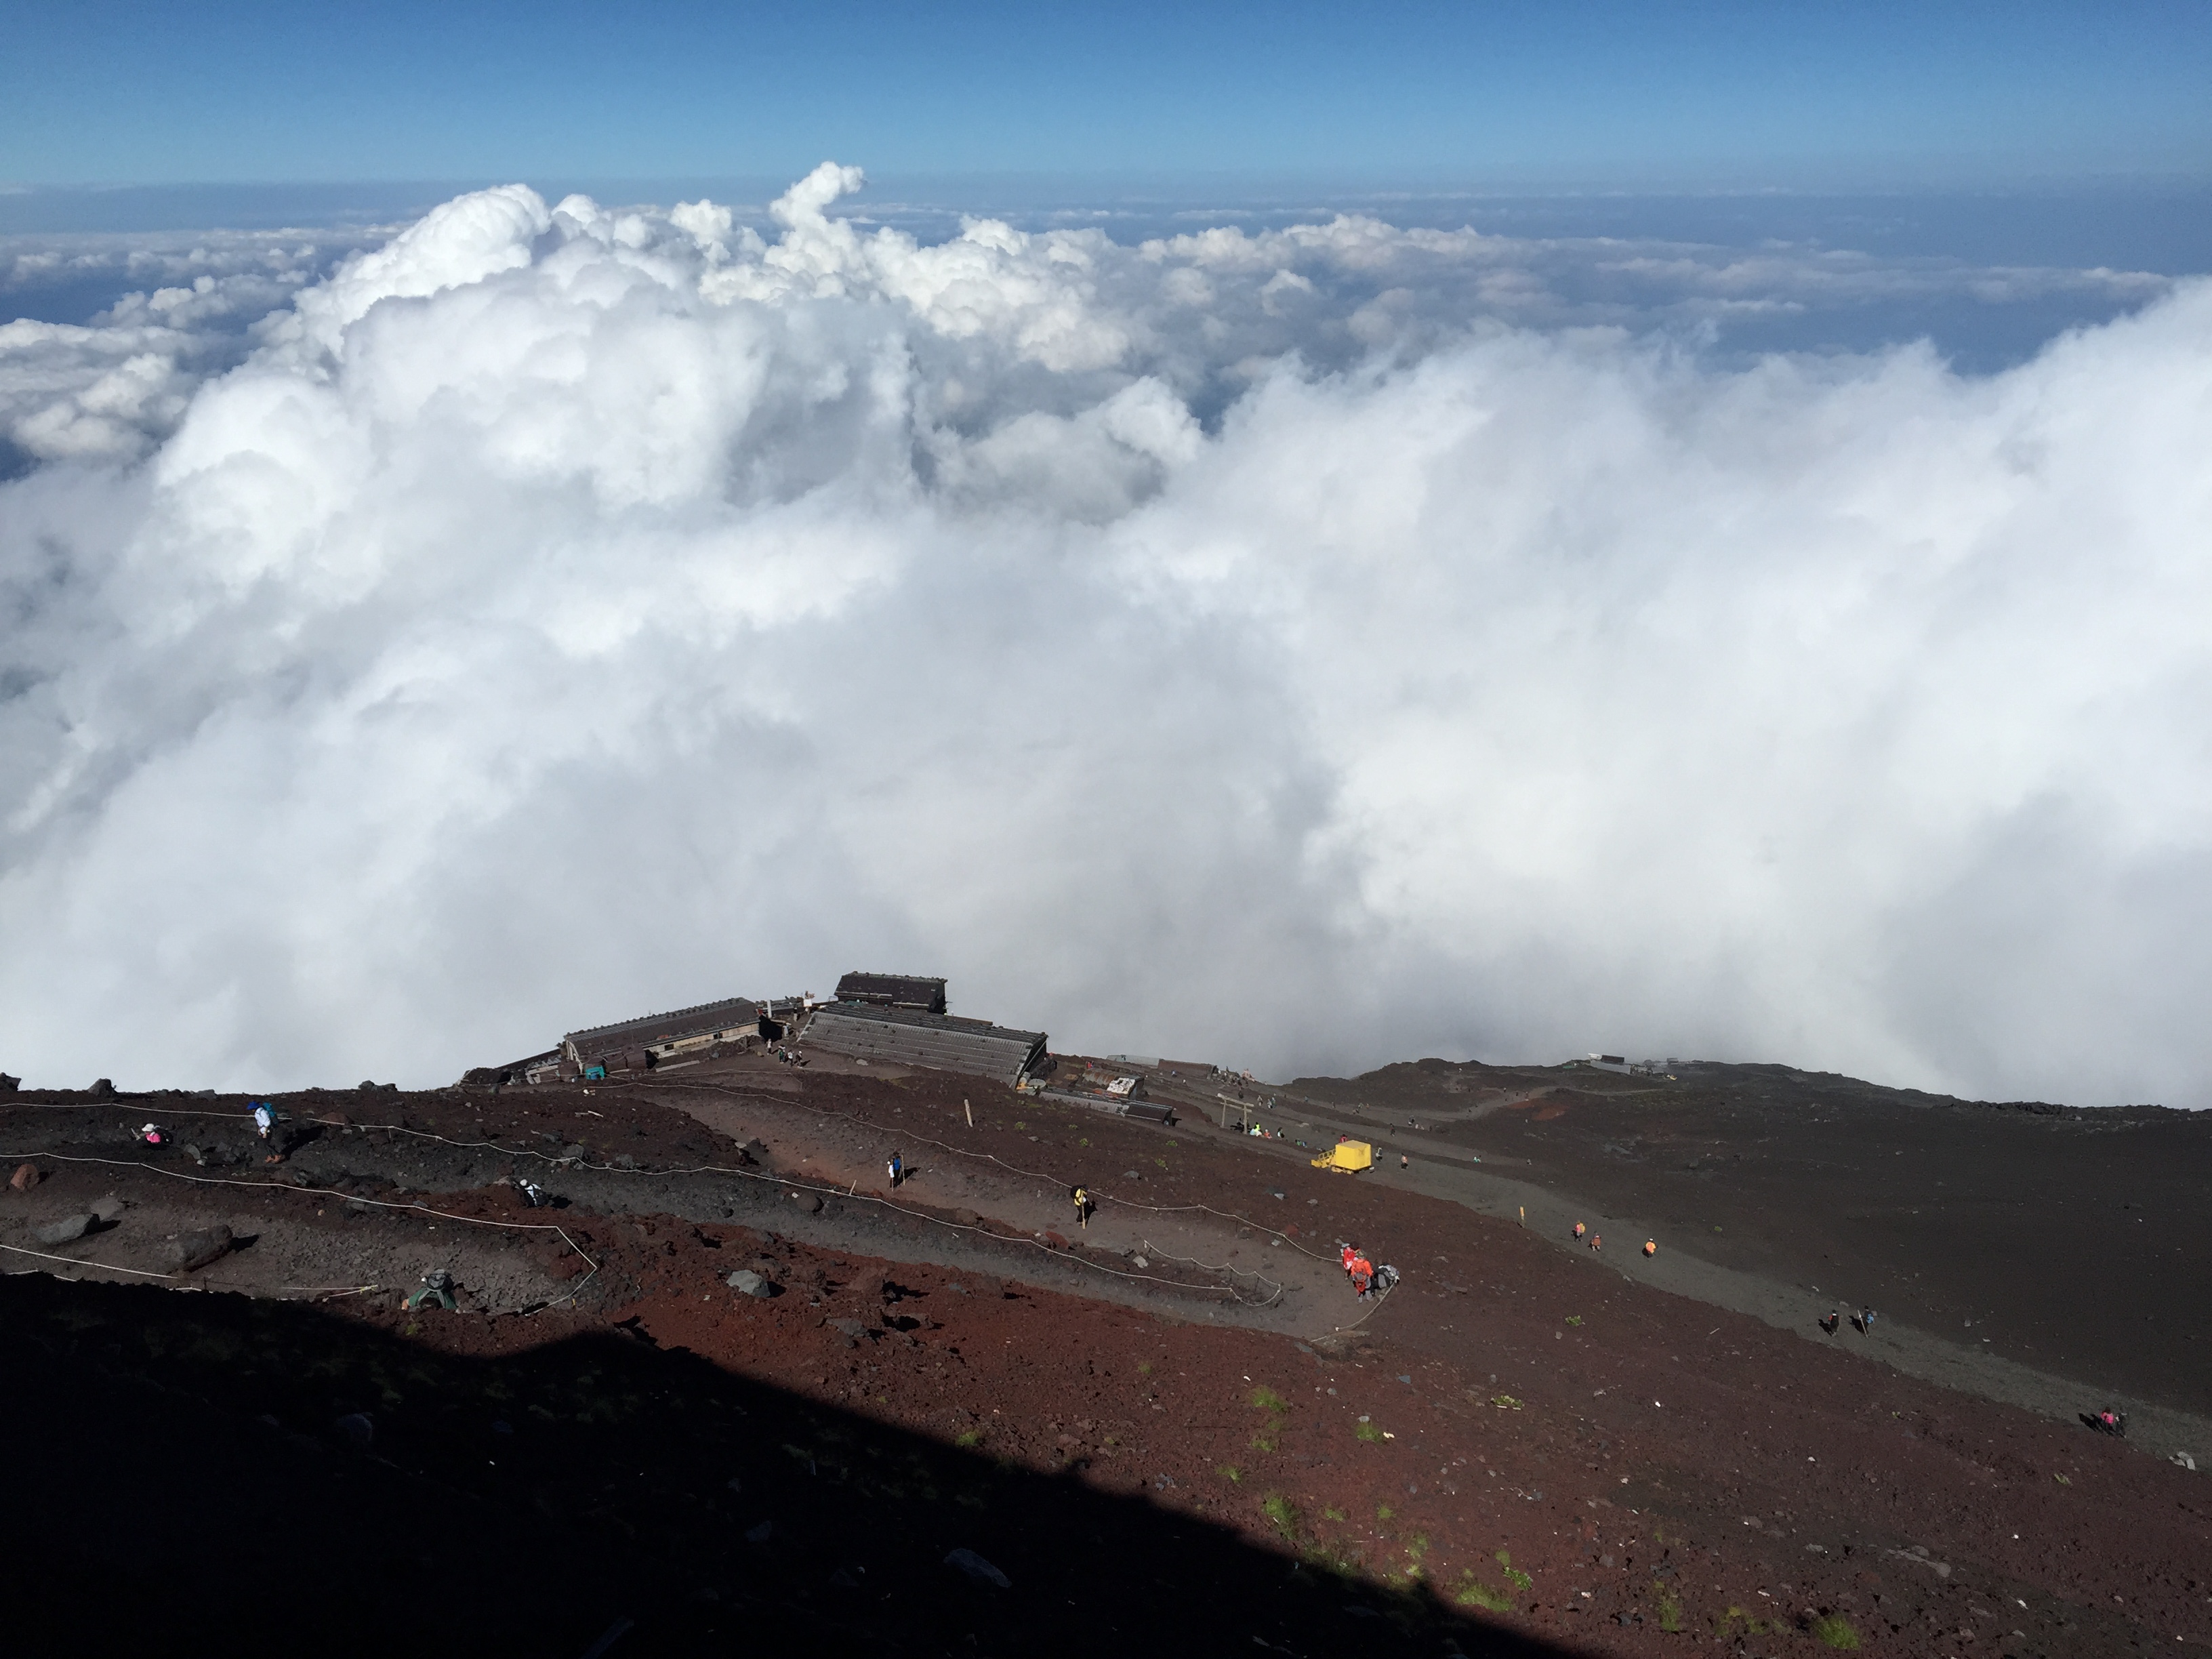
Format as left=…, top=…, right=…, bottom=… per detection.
left=0, top=165, right=2207, bottom=1107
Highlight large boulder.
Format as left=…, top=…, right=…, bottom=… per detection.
left=157, top=1226, right=233, bottom=1272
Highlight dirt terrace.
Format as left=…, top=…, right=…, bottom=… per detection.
left=3, top=1064, right=2209, bottom=1658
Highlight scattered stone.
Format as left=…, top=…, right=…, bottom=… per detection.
left=560, top=1144, right=586, bottom=1161
left=611, top=1153, right=640, bottom=1171
left=825, top=1317, right=865, bottom=1347
left=9, top=1162, right=39, bottom=1191
left=740, top=1139, right=769, bottom=1163
left=157, top=1225, right=234, bottom=1272
left=726, top=1269, right=773, bottom=1298
left=1043, top=1230, right=1069, bottom=1249
left=89, top=1078, right=115, bottom=1097
left=31, top=1214, right=93, bottom=1246
left=90, top=1194, right=126, bottom=1223
left=2173, top=1451, right=2198, bottom=1472
left=952, top=1208, right=981, bottom=1227
left=333, top=1412, right=374, bottom=1450
left=789, top=1190, right=823, bottom=1214
left=943, top=1548, right=1010, bottom=1590
left=744, top=1520, right=773, bottom=1543
left=0, top=1073, right=18, bottom=1092
left=1132, top=1256, right=1151, bottom=1269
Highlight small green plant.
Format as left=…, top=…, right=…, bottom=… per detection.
left=1406, top=1532, right=1429, bottom=1560
left=1322, top=1506, right=1347, bottom=1521
left=1454, top=1572, right=1513, bottom=1612
left=2054, top=1472, right=2071, bottom=1485
left=1218, top=1464, right=1242, bottom=1482
left=1376, top=1503, right=1395, bottom=1521
left=1261, top=1493, right=1301, bottom=1542
left=1303, top=1541, right=1361, bottom=1579
left=1565, top=1314, right=1584, bottom=1327
left=1495, top=1551, right=1532, bottom=1591
left=1250, top=1385, right=1290, bottom=1413
left=1014, top=1121, right=1025, bottom=1130
left=1490, top=1394, right=1523, bottom=1411
left=1355, top=1420, right=1387, bottom=1443
left=954, top=1429, right=982, bottom=1448
left=1716, top=1607, right=1778, bottom=1639
left=1136, top=1361, right=1151, bottom=1376
left=1078, top=1137, right=1090, bottom=1147
left=1654, top=1583, right=1683, bottom=1633
left=1251, top=1433, right=1278, bottom=1452
left=1810, top=1614, right=1862, bottom=1650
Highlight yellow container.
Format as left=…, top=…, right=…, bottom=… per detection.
left=1310, top=1140, right=1374, bottom=1173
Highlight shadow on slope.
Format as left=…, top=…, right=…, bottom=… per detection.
left=1, top=1273, right=1570, bottom=1659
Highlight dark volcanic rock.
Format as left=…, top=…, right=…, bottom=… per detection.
left=31, top=1214, right=93, bottom=1246
left=157, top=1227, right=233, bottom=1272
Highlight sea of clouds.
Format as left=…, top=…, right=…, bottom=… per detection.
left=1, top=163, right=2207, bottom=1103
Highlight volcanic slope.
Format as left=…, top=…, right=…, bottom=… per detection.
left=1, top=1058, right=2207, bottom=1658
left=1260, top=1058, right=2212, bottom=1429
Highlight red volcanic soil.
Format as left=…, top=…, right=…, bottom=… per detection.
left=3, top=1066, right=2209, bottom=1658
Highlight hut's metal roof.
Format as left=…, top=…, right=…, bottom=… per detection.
left=565, top=996, right=761, bottom=1056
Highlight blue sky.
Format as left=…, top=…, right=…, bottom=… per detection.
left=5, top=0, right=2209, bottom=188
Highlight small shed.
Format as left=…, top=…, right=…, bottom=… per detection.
left=833, top=972, right=948, bottom=1015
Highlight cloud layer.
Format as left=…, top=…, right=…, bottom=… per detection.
left=2, top=165, right=2207, bottom=1104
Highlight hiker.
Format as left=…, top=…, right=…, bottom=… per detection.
left=1072, top=1185, right=1092, bottom=1229
left=1400, top=1153, right=1409, bottom=1169
left=252, top=1103, right=276, bottom=1139
left=1350, top=1255, right=1374, bottom=1299
left=1589, top=1233, right=1601, bottom=1252
left=1820, top=1310, right=1841, bottom=1335
left=2091, top=1408, right=2127, bottom=1437
left=1573, top=1222, right=1586, bottom=1240
left=1340, top=1242, right=1357, bottom=1275
left=887, top=1152, right=904, bottom=1189
left=1860, top=1307, right=1876, bottom=1333
left=1642, top=1240, right=1656, bottom=1258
